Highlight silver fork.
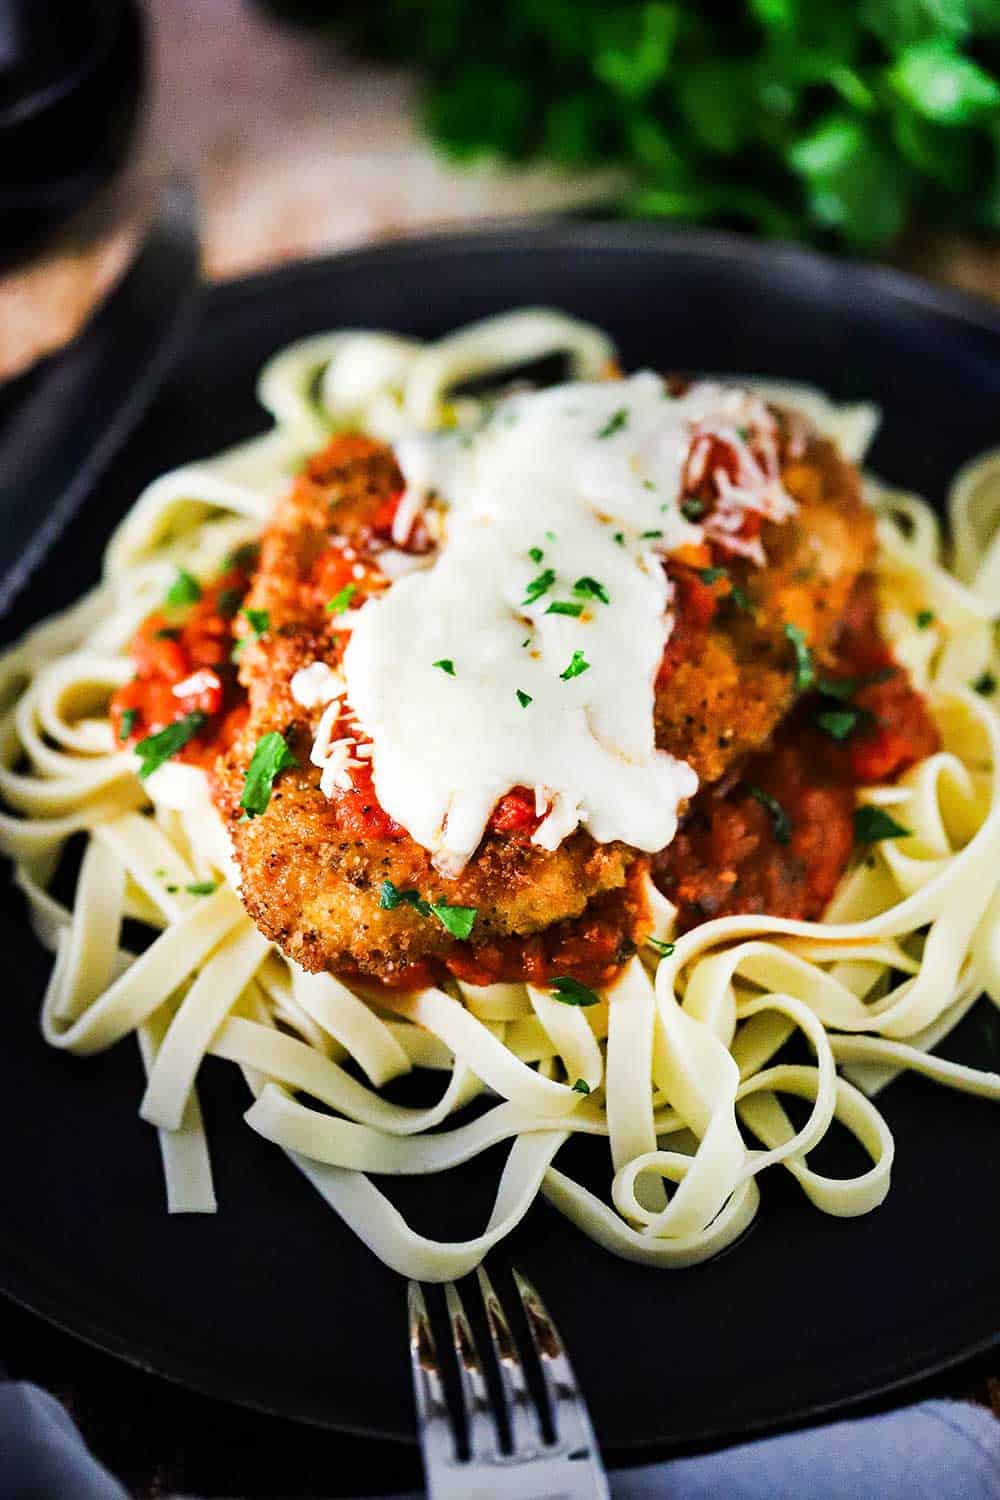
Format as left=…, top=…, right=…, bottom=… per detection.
left=408, top=1265, right=610, bottom=1500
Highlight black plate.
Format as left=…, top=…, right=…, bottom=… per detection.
left=2, top=224, right=999, bottom=1452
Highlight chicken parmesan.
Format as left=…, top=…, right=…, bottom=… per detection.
left=132, top=368, right=931, bottom=991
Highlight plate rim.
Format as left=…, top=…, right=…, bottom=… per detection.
left=3, top=219, right=1000, bottom=1451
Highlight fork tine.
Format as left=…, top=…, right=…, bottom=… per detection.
left=476, top=1263, right=542, bottom=1456
left=512, top=1266, right=600, bottom=1459
left=443, top=1281, right=497, bottom=1461
left=407, top=1280, right=459, bottom=1480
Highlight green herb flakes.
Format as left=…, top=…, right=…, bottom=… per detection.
left=550, top=976, right=600, bottom=1007
left=185, top=881, right=218, bottom=897
left=326, top=583, right=357, bottom=616
left=516, top=689, right=533, bottom=707
left=560, top=649, right=590, bottom=681
left=572, top=576, right=610, bottom=605
left=118, top=708, right=137, bottom=742
left=134, top=713, right=206, bottom=781
left=816, top=707, right=859, bottom=740
left=166, top=569, right=201, bottom=607
left=784, top=622, right=815, bottom=691
left=750, top=785, right=792, bottom=845
left=973, top=671, right=997, bottom=696
left=239, top=731, right=298, bottom=818
left=597, top=408, right=628, bottom=439
left=571, top=1078, right=591, bottom=1095
left=523, top=567, right=556, bottom=607
left=546, top=600, right=585, bottom=618
left=433, top=658, right=456, bottom=675
left=916, top=608, right=936, bottom=629
left=854, top=806, right=911, bottom=844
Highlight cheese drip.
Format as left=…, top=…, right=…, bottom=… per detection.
left=343, top=374, right=791, bottom=875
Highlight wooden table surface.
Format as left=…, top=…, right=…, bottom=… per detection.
left=1, top=1, right=998, bottom=1493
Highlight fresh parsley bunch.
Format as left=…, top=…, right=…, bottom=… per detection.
left=267, top=0, right=1000, bottom=249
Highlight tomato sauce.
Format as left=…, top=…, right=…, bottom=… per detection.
left=110, top=559, right=254, bottom=768
left=654, top=577, right=939, bottom=929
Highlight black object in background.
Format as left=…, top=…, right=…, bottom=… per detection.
left=0, top=0, right=145, bottom=266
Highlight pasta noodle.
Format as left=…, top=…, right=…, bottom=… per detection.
left=2, top=310, right=998, bottom=1280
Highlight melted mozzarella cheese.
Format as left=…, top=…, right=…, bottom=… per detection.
left=341, top=374, right=792, bottom=875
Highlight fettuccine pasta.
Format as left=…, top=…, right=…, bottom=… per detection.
left=2, top=310, right=998, bottom=1280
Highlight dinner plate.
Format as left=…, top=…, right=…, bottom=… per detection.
left=1, top=224, right=999, bottom=1451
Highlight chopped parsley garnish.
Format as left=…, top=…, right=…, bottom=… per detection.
left=326, top=583, right=357, bottom=616
left=239, top=731, right=298, bottom=818
left=640, top=529, right=663, bottom=539
left=550, top=976, right=600, bottom=1007
left=186, top=881, right=218, bottom=896
left=560, top=650, right=590, bottom=681
left=379, top=880, right=430, bottom=915
left=613, top=531, right=626, bottom=546
left=378, top=880, right=476, bottom=939
left=573, top=576, right=610, bottom=605
left=596, top=408, right=628, bottom=439
left=854, top=806, right=910, bottom=844
left=973, top=671, right=997, bottom=696
left=698, top=566, right=728, bottom=585
left=217, top=588, right=242, bottom=619
left=166, top=569, right=201, bottom=607
left=736, top=425, right=751, bottom=442
left=916, top=608, right=936, bottom=630
left=225, top=542, right=259, bottom=572
left=428, top=901, right=477, bottom=940
left=681, top=498, right=705, bottom=520
left=433, top=658, right=456, bottom=675
left=545, top=530, right=556, bottom=542
left=528, top=546, right=544, bottom=564
left=647, top=936, right=676, bottom=956
left=730, top=586, right=753, bottom=614
left=642, top=479, right=657, bottom=491
left=816, top=707, right=860, bottom=740
left=571, top=1078, right=591, bottom=1095
left=546, top=600, right=585, bottom=618
left=516, top=689, right=533, bottom=708
left=243, top=608, right=269, bottom=636
left=155, top=627, right=180, bottom=640
left=784, top=622, right=815, bottom=691
left=522, top=567, right=556, bottom=607
left=816, top=668, right=894, bottom=700
left=118, top=708, right=137, bottom=742
left=750, top=785, right=792, bottom=844
left=134, top=712, right=206, bottom=781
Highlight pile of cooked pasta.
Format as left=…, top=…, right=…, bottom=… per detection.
left=1, top=310, right=998, bottom=1280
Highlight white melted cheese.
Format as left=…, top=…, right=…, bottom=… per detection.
left=339, top=374, right=793, bottom=876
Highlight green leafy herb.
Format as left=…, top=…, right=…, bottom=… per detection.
left=916, top=608, right=936, bottom=629
left=613, top=531, right=626, bottom=546
left=572, top=576, right=610, bottom=604
left=523, top=567, right=556, bottom=607
left=434, top=658, right=457, bottom=675
left=155, top=627, right=180, bottom=640
left=750, top=785, right=792, bottom=844
left=571, top=1078, right=591, bottom=1094
left=816, top=707, right=860, bottom=740
left=730, top=586, right=753, bottom=614
left=560, top=649, right=590, bottom=681
left=528, top=546, right=544, bottom=564
left=243, top=608, right=269, bottom=636
left=326, top=583, right=357, bottom=615
left=640, top=529, right=663, bottom=539
left=550, top=976, right=600, bottom=1007
left=428, top=901, right=478, bottom=940
left=854, top=806, right=911, bottom=844
left=166, top=569, right=201, bottom=607
left=817, top=668, right=895, bottom=700
left=516, top=689, right=533, bottom=707
left=973, top=670, right=997, bottom=696
left=642, top=478, right=657, bottom=491
left=217, top=588, right=242, bottom=619
left=185, top=881, right=218, bottom=896
left=239, top=731, right=298, bottom=818
left=681, top=498, right=705, bottom=520
left=118, top=708, right=137, bottom=742
left=134, top=713, right=206, bottom=781
left=546, top=599, right=585, bottom=618
left=323, top=6, right=1000, bottom=253
left=698, top=566, right=728, bottom=585
left=784, top=622, right=815, bottom=691
left=379, top=880, right=430, bottom=915
left=597, top=408, right=628, bottom=439
left=378, top=880, right=476, bottom=939
left=647, top=936, right=676, bottom=956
